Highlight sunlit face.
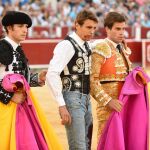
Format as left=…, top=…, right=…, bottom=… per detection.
left=7, top=24, right=28, bottom=44
left=106, top=22, right=126, bottom=44
left=75, top=19, right=98, bottom=41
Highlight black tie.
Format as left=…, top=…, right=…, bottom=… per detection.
left=84, top=42, right=91, bottom=54
left=116, top=44, right=121, bottom=53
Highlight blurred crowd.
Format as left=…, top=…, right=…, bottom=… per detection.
left=0, top=0, right=150, bottom=38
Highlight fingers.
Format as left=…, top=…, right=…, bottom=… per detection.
left=61, top=113, right=71, bottom=125
left=39, top=70, right=47, bottom=81
left=61, top=110, right=72, bottom=125
left=39, top=70, right=47, bottom=86
left=11, top=91, right=26, bottom=104
left=39, top=81, right=45, bottom=86
left=108, top=99, right=123, bottom=112
left=115, top=100, right=123, bottom=112
left=59, top=106, right=72, bottom=125
left=115, top=103, right=122, bottom=112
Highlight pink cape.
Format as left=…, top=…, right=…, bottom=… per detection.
left=2, top=73, right=48, bottom=150
left=97, top=67, right=149, bottom=150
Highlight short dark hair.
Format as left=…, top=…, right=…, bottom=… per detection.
left=75, top=9, right=98, bottom=26
left=104, top=12, right=126, bottom=29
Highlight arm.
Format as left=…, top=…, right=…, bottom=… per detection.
left=90, top=53, right=123, bottom=112
left=29, top=73, right=41, bottom=87
left=46, top=40, right=74, bottom=125
left=29, top=70, right=47, bottom=87
left=0, top=83, right=14, bottom=104
left=46, top=41, right=74, bottom=106
left=90, top=52, right=112, bottom=106
left=0, top=78, right=26, bottom=104
left=0, top=65, right=15, bottom=104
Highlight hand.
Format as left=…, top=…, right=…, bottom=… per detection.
left=11, top=91, right=26, bottom=104
left=107, top=99, right=123, bottom=112
left=38, top=70, right=47, bottom=86
left=122, top=39, right=127, bottom=49
left=59, top=105, right=72, bottom=125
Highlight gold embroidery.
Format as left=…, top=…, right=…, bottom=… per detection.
left=93, top=41, right=111, bottom=58
left=96, top=82, right=120, bottom=138
left=91, top=39, right=133, bottom=139
left=99, top=74, right=127, bottom=81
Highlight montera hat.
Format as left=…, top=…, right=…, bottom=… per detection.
left=2, top=11, right=32, bottom=28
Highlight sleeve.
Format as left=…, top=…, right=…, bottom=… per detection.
left=29, top=73, right=41, bottom=87
left=0, top=81, right=14, bottom=104
left=90, top=52, right=112, bottom=106
left=46, top=40, right=75, bottom=106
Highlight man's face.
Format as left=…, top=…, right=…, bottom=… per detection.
left=75, top=19, right=98, bottom=41
left=7, top=24, right=28, bottom=44
left=106, top=22, right=126, bottom=44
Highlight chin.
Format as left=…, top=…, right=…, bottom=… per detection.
left=21, top=38, right=26, bottom=41
left=84, top=35, right=92, bottom=41
left=116, top=40, right=122, bottom=43
left=86, top=37, right=91, bottom=41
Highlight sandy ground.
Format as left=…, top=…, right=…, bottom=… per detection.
left=32, top=69, right=150, bottom=150
left=31, top=85, right=98, bottom=150
left=31, top=68, right=150, bottom=150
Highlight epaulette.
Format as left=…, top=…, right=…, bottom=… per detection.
left=92, top=41, right=111, bottom=58
left=0, top=39, right=13, bottom=65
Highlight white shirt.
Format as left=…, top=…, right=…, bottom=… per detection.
left=46, top=32, right=89, bottom=106
left=0, top=37, right=19, bottom=80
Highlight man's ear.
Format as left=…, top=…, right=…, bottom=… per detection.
left=75, top=21, right=79, bottom=27
left=105, top=26, right=110, bottom=33
left=74, top=22, right=80, bottom=31
left=7, top=25, right=13, bottom=31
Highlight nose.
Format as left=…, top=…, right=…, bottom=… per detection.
left=91, top=28, right=96, bottom=35
left=121, top=28, right=125, bottom=34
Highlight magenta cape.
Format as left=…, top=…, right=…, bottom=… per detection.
left=2, top=74, right=48, bottom=150
left=97, top=67, right=149, bottom=150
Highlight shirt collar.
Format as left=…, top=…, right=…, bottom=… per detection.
left=106, top=38, right=120, bottom=48
left=4, top=36, right=20, bottom=51
left=70, top=32, right=86, bottom=49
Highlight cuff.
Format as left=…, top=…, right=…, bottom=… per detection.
left=56, top=96, right=66, bottom=106
left=0, top=87, right=14, bottom=104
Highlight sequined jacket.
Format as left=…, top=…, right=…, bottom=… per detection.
left=0, top=39, right=40, bottom=104
left=90, top=39, right=132, bottom=106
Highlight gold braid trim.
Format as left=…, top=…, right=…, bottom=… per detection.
left=92, top=41, right=111, bottom=58
left=90, top=53, right=112, bottom=106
